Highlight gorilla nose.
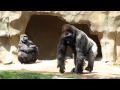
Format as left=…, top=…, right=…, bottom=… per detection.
left=65, top=32, right=69, bottom=36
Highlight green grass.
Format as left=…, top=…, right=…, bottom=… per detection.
left=0, top=71, right=56, bottom=79
left=2, top=71, right=120, bottom=79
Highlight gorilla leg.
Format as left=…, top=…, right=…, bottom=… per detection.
left=18, top=51, right=34, bottom=64
left=18, top=52, right=28, bottom=64
left=74, top=52, right=85, bottom=74
left=85, top=53, right=95, bottom=72
left=85, top=45, right=97, bottom=72
left=28, top=53, right=37, bottom=64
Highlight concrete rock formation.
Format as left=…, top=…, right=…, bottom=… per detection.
left=0, top=11, right=120, bottom=65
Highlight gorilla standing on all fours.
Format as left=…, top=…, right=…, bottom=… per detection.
left=18, top=34, right=39, bottom=64
left=56, top=24, right=98, bottom=74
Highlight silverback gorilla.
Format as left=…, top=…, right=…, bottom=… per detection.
left=18, top=34, right=39, bottom=64
left=57, top=24, right=98, bottom=74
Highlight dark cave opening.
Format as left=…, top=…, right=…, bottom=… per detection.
left=25, top=15, right=102, bottom=60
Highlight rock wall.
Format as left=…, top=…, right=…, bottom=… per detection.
left=0, top=11, right=120, bottom=65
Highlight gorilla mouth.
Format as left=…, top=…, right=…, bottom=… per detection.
left=65, top=37, right=74, bottom=43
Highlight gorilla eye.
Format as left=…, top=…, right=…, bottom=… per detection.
left=65, top=32, right=69, bottom=36
left=23, top=36, right=27, bottom=37
left=64, top=32, right=72, bottom=38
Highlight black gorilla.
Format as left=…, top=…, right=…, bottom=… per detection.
left=57, top=24, right=98, bottom=74
left=18, top=34, right=39, bottom=64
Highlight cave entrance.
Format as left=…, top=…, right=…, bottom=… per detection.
left=25, top=15, right=102, bottom=60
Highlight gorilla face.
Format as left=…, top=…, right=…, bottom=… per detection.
left=62, top=24, right=75, bottom=43
left=63, top=31, right=73, bottom=43
left=20, top=34, right=28, bottom=43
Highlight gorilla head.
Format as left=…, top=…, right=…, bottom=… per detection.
left=62, top=24, right=76, bottom=43
left=20, top=34, right=28, bottom=43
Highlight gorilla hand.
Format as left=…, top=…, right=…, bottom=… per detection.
left=57, top=58, right=65, bottom=73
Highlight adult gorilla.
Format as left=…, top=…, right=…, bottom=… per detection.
left=57, top=24, right=98, bottom=74
left=18, top=34, right=39, bottom=64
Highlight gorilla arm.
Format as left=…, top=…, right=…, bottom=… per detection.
left=57, top=36, right=67, bottom=73
left=30, top=45, right=39, bottom=59
left=18, top=42, right=29, bottom=53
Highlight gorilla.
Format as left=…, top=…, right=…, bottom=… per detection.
left=18, top=34, right=39, bottom=64
left=57, top=24, right=98, bottom=74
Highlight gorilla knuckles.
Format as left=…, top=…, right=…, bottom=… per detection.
left=57, top=24, right=98, bottom=74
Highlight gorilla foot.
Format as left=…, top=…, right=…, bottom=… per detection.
left=85, top=67, right=93, bottom=73
left=75, top=70, right=83, bottom=74
left=57, top=65, right=65, bottom=73
left=76, top=72, right=83, bottom=74
left=71, top=68, right=83, bottom=74
left=71, top=68, right=75, bottom=73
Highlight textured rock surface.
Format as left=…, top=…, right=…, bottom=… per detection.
left=0, top=11, right=120, bottom=65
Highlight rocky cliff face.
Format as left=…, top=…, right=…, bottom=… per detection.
left=0, top=11, right=120, bottom=65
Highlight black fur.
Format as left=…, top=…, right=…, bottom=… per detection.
left=18, top=34, right=39, bottom=64
left=57, top=24, right=98, bottom=74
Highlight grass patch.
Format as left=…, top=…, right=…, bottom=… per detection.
left=0, top=71, right=82, bottom=79
left=0, top=71, right=55, bottom=79
left=62, top=75, right=76, bottom=79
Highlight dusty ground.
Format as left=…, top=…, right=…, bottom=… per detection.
left=0, top=59, right=120, bottom=79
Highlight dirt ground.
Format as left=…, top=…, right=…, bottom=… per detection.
left=0, top=59, right=120, bottom=79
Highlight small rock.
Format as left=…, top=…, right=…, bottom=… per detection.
left=3, top=61, right=13, bottom=65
